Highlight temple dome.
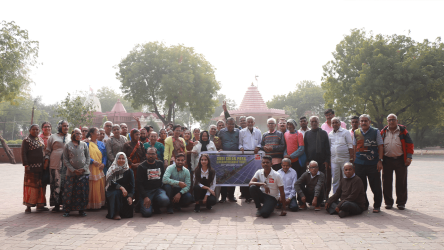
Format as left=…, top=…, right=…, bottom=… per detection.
left=111, top=99, right=127, bottom=113
left=84, top=93, right=102, bottom=113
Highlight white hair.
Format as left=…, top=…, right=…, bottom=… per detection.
left=246, top=116, right=255, bottom=122
left=309, top=160, right=319, bottom=167
left=309, top=116, right=320, bottom=122
left=331, top=117, right=341, bottom=123
left=360, top=114, right=371, bottom=121
left=282, top=158, right=291, bottom=165
left=209, top=124, right=217, bottom=129
left=103, top=121, right=113, bottom=128
left=120, top=123, right=127, bottom=127
left=343, top=162, right=355, bottom=169
left=267, top=118, right=276, bottom=124
left=387, top=113, right=397, bottom=120
left=239, top=116, right=247, bottom=121
left=112, top=124, right=121, bottom=130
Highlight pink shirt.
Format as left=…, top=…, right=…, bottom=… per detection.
left=321, top=121, right=347, bottom=134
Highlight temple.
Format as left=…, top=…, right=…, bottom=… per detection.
left=213, top=83, right=288, bottom=132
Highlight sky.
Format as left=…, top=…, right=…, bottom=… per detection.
left=2, top=0, right=443, bottom=108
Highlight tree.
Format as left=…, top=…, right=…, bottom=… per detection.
left=322, top=29, right=444, bottom=129
left=54, top=93, right=94, bottom=131
left=116, top=42, right=220, bottom=126
left=96, top=86, right=141, bottom=113
left=267, top=80, right=327, bottom=123
left=199, top=94, right=236, bottom=130
left=0, top=21, right=39, bottom=103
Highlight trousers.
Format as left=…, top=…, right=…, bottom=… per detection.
left=249, top=185, right=278, bottom=218
left=355, top=163, right=382, bottom=209
left=140, top=188, right=170, bottom=217
left=382, top=156, right=407, bottom=206
left=163, top=184, right=193, bottom=209
left=327, top=201, right=362, bottom=216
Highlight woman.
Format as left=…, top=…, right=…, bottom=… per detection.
left=39, top=122, right=52, bottom=150
left=105, top=124, right=128, bottom=170
left=194, top=154, right=217, bottom=212
left=22, top=124, right=48, bottom=213
left=164, top=125, right=187, bottom=168
left=123, top=129, right=146, bottom=210
left=62, top=129, right=90, bottom=217
left=157, top=129, right=167, bottom=145
left=85, top=127, right=107, bottom=210
left=191, top=131, right=217, bottom=171
left=105, top=153, right=135, bottom=220
left=192, top=128, right=200, bottom=142
left=45, top=120, right=70, bottom=212
left=183, top=130, right=195, bottom=171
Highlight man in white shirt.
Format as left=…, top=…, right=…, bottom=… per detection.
left=239, top=116, right=262, bottom=202
left=298, top=116, right=310, bottom=138
left=249, top=155, right=286, bottom=218
left=321, top=109, right=346, bottom=134
left=328, top=117, right=354, bottom=194
left=277, top=158, right=299, bottom=212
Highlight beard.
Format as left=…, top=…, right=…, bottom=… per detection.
left=140, top=136, right=147, bottom=141
left=147, top=157, right=155, bottom=163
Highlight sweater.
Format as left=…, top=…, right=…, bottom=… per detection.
left=326, top=175, right=366, bottom=211
left=294, top=171, right=325, bottom=198
left=380, top=124, right=414, bottom=162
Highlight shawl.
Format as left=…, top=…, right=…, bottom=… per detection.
left=199, top=131, right=210, bottom=152
left=89, top=141, right=102, bottom=164
left=105, top=152, right=130, bottom=191
left=23, top=135, right=45, bottom=171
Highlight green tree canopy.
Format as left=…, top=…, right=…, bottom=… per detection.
left=0, top=21, right=39, bottom=103
left=116, top=42, right=220, bottom=126
left=322, top=29, right=444, bottom=129
left=54, top=93, right=94, bottom=131
left=267, top=80, right=326, bottom=122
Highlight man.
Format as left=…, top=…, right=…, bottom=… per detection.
left=164, top=125, right=187, bottom=169
left=278, top=118, right=287, bottom=134
left=294, top=161, right=325, bottom=211
left=249, top=155, right=286, bottom=218
left=353, top=114, right=384, bottom=213
left=381, top=114, right=414, bottom=210
left=81, top=126, right=88, bottom=140
left=103, top=121, right=113, bottom=142
left=325, top=162, right=366, bottom=218
left=298, top=116, right=310, bottom=138
left=139, top=128, right=149, bottom=144
left=260, top=118, right=285, bottom=171
left=238, top=116, right=262, bottom=202
left=216, top=120, right=225, bottom=135
left=277, top=158, right=298, bottom=212
left=321, top=109, right=346, bottom=134
left=283, top=119, right=305, bottom=179
left=304, top=116, right=330, bottom=202
left=209, top=124, right=222, bottom=150
left=143, top=132, right=165, bottom=161
left=328, top=117, right=353, bottom=194
left=98, top=128, right=106, bottom=142
left=162, top=153, right=193, bottom=214
left=138, top=147, right=170, bottom=217
left=218, top=117, right=239, bottom=202
left=120, top=123, right=129, bottom=141
left=350, top=116, right=360, bottom=140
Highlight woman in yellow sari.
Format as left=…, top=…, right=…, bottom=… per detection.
left=85, top=127, right=107, bottom=209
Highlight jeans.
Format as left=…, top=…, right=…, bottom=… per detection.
left=382, top=157, right=407, bottom=206
left=355, top=163, right=382, bottom=209
left=331, top=161, right=347, bottom=194
left=278, top=197, right=299, bottom=212
left=194, top=185, right=217, bottom=207
left=249, top=185, right=278, bottom=218
left=163, top=184, right=193, bottom=209
left=140, top=188, right=170, bottom=217
left=327, top=201, right=362, bottom=217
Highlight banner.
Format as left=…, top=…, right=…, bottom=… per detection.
left=200, top=151, right=264, bottom=186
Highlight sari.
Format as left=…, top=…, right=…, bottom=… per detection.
left=86, top=141, right=106, bottom=209
left=21, top=135, right=46, bottom=207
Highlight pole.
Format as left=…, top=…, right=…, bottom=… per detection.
left=30, top=99, right=36, bottom=125
left=11, top=116, right=15, bottom=140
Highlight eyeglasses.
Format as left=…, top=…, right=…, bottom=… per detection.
left=268, top=123, right=275, bottom=125
left=105, top=125, right=112, bottom=127
left=309, top=167, right=318, bottom=169
left=388, top=119, right=396, bottom=122
left=82, top=130, right=88, bottom=132
left=43, top=126, right=51, bottom=129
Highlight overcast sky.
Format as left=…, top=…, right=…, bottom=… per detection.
left=2, top=1, right=443, bottom=107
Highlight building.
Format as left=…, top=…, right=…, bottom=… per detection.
left=213, top=83, right=289, bottom=132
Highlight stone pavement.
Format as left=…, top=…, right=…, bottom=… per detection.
left=1, top=155, right=443, bottom=250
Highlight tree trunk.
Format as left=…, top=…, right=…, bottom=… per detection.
left=0, top=136, right=16, bottom=164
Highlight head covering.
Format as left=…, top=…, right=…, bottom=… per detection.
left=199, top=130, right=210, bottom=152
left=130, top=129, right=139, bottom=142
left=105, top=152, right=130, bottom=191
left=287, top=119, right=297, bottom=130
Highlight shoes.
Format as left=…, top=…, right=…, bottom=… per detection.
left=51, top=206, right=60, bottom=213
left=194, top=204, right=200, bottom=213
left=398, top=205, right=405, bottom=210
left=385, top=205, right=393, bottom=209
left=299, top=204, right=307, bottom=210
left=338, top=210, right=349, bottom=218
left=62, top=212, right=70, bottom=217
left=314, top=206, right=321, bottom=211
left=228, top=197, right=237, bottom=202
left=255, top=209, right=262, bottom=217
left=245, top=198, right=253, bottom=204
left=79, top=210, right=87, bottom=217
left=206, top=205, right=212, bottom=210
left=166, top=207, right=174, bottom=214
left=218, top=199, right=226, bottom=203
left=373, top=208, right=380, bottom=213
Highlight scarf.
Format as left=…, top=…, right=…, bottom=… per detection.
left=105, top=152, right=130, bottom=191
left=199, top=131, right=210, bottom=152
left=287, top=119, right=297, bottom=131
left=89, top=141, right=103, bottom=163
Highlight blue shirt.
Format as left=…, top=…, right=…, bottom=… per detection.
left=218, top=128, right=240, bottom=151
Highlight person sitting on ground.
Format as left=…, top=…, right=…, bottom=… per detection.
left=162, top=153, right=193, bottom=214
left=325, top=162, right=366, bottom=218
left=138, top=147, right=170, bottom=217
left=193, top=154, right=217, bottom=212
left=249, top=155, right=286, bottom=218
left=294, top=160, right=325, bottom=211
left=105, top=153, right=134, bottom=220
left=277, top=158, right=299, bottom=212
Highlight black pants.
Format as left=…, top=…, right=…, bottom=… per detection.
left=194, top=185, right=217, bottom=207
left=249, top=185, right=278, bottom=218
left=382, top=156, right=407, bottom=206
left=297, top=186, right=324, bottom=206
left=355, top=163, right=382, bottom=209
left=327, top=201, right=362, bottom=216
left=240, top=186, right=251, bottom=199
left=318, top=164, right=331, bottom=201
left=272, top=163, right=282, bottom=171
left=291, top=161, right=306, bottom=180
left=220, top=186, right=235, bottom=200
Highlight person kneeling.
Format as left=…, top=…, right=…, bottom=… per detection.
left=249, top=155, right=286, bottom=218
left=325, top=162, right=366, bottom=218
left=162, top=153, right=193, bottom=214
left=138, top=147, right=170, bottom=217
left=294, top=160, right=325, bottom=211
left=105, top=153, right=135, bottom=220
left=193, top=154, right=217, bottom=212
left=277, top=158, right=299, bottom=212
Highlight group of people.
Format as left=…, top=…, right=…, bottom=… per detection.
left=21, top=103, right=414, bottom=220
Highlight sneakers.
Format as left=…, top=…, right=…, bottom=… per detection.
left=194, top=204, right=201, bottom=213
left=255, top=209, right=262, bottom=217
left=166, top=207, right=174, bottom=214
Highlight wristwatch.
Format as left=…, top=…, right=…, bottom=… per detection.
left=379, top=159, right=383, bottom=162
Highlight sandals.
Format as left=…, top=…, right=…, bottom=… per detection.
left=373, top=208, right=380, bottom=213
left=25, top=208, right=31, bottom=214
left=51, top=206, right=61, bottom=213
left=62, top=212, right=70, bottom=217
left=79, top=211, right=87, bottom=217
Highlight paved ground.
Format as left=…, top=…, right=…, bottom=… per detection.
left=1, top=155, right=443, bottom=250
